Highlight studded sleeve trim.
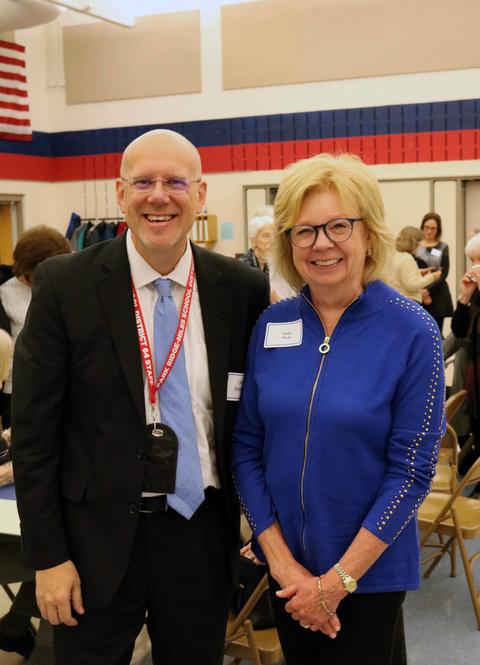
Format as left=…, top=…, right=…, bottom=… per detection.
left=362, top=298, right=446, bottom=545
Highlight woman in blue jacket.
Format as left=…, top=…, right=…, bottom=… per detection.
left=232, top=153, right=445, bottom=665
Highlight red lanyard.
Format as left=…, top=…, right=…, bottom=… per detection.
left=132, top=258, right=195, bottom=416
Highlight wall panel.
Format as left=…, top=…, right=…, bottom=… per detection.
left=63, top=12, right=201, bottom=104
left=222, top=0, right=480, bottom=90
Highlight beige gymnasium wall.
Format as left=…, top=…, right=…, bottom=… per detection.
left=2, top=1, right=480, bottom=298
left=28, top=5, right=480, bottom=133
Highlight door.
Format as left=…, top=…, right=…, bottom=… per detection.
left=0, top=203, right=14, bottom=265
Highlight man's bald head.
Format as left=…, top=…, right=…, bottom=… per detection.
left=115, top=128, right=207, bottom=274
left=120, top=129, right=202, bottom=179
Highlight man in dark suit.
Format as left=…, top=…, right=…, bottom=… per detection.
left=11, top=129, right=269, bottom=665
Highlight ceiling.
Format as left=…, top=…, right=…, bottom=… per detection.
left=0, top=0, right=261, bottom=32
left=0, top=0, right=61, bottom=31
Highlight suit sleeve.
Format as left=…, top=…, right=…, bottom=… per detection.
left=451, top=302, right=470, bottom=339
left=361, top=318, right=445, bottom=544
left=11, top=262, right=71, bottom=570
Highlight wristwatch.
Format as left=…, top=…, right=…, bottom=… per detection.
left=333, top=563, right=357, bottom=593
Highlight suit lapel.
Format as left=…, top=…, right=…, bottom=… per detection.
left=96, top=236, right=146, bottom=425
left=94, top=239, right=233, bottom=437
left=192, top=244, right=232, bottom=449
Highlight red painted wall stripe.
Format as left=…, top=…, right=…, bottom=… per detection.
left=0, top=152, right=52, bottom=178
left=1, top=129, right=480, bottom=182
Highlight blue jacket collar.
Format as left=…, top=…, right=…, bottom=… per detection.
left=299, top=280, right=399, bottom=322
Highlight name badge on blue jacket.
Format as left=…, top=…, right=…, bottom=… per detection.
left=264, top=320, right=303, bottom=348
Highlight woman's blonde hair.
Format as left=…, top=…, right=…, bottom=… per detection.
left=396, top=226, right=423, bottom=253
left=272, top=153, right=394, bottom=290
left=0, top=330, right=13, bottom=385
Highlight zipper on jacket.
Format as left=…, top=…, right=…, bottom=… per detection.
left=300, top=337, right=329, bottom=553
left=299, top=292, right=359, bottom=555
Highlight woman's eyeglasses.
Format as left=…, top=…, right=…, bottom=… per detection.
left=288, top=218, right=363, bottom=248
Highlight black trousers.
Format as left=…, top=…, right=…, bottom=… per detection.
left=469, top=417, right=480, bottom=463
left=0, top=536, right=38, bottom=618
left=459, top=417, right=480, bottom=484
left=54, top=489, right=231, bottom=665
left=269, top=576, right=406, bottom=665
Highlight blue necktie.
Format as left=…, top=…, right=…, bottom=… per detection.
left=153, top=278, right=204, bottom=519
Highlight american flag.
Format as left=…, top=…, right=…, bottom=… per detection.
left=0, top=39, right=32, bottom=141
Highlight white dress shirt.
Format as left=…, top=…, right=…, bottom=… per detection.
left=126, top=231, right=219, bottom=490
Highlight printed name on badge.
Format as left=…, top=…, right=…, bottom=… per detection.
left=227, top=373, right=244, bottom=401
left=430, top=248, right=442, bottom=258
left=264, top=320, right=303, bottom=348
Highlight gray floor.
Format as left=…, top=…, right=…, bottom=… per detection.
left=2, top=540, right=479, bottom=664
left=403, top=539, right=480, bottom=665
left=223, top=540, right=480, bottom=665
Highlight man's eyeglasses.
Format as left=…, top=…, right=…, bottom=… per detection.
left=121, top=177, right=202, bottom=194
left=288, top=218, right=364, bottom=248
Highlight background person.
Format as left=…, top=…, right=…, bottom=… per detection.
left=0, top=328, right=54, bottom=665
left=11, top=129, right=269, bottom=665
left=0, top=225, right=71, bottom=428
left=0, top=228, right=70, bottom=664
left=0, top=329, right=13, bottom=487
left=0, top=329, right=37, bottom=660
left=389, top=226, right=441, bottom=303
left=232, top=153, right=445, bottom=665
left=415, top=212, right=453, bottom=333
left=238, top=214, right=273, bottom=275
left=450, top=232, right=480, bottom=478
left=239, top=208, right=296, bottom=302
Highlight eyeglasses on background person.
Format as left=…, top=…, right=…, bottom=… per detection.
left=287, top=217, right=364, bottom=248
left=121, top=176, right=202, bottom=194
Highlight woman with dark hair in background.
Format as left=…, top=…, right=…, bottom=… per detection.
left=0, top=226, right=69, bottom=664
left=415, top=212, right=453, bottom=333
left=0, top=225, right=71, bottom=428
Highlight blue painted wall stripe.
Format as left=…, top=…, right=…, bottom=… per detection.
left=1, top=98, right=480, bottom=158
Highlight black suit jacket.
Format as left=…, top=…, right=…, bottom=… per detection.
left=11, top=235, right=269, bottom=609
